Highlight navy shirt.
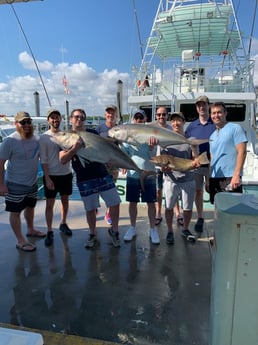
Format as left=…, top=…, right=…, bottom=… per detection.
left=185, top=118, right=215, bottom=159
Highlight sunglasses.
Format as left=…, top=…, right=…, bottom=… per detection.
left=72, top=115, right=85, bottom=121
left=156, top=113, right=167, bottom=117
left=19, top=119, right=32, bottom=125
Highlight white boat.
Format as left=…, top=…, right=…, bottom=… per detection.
left=128, top=0, right=258, bottom=191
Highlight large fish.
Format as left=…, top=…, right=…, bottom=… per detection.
left=50, top=130, right=155, bottom=189
left=108, top=123, right=209, bottom=147
left=150, top=151, right=210, bottom=172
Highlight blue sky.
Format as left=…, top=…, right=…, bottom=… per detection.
left=0, top=0, right=257, bottom=117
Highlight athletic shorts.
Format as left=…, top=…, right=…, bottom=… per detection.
left=193, top=166, right=209, bottom=189
left=164, top=179, right=196, bottom=211
left=126, top=176, right=156, bottom=203
left=5, top=181, right=38, bottom=213
left=43, top=173, right=73, bottom=198
left=209, top=177, right=243, bottom=204
left=77, top=175, right=121, bottom=211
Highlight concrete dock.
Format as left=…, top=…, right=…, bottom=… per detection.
left=0, top=199, right=214, bottom=344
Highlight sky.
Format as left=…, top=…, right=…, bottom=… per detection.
left=0, top=0, right=258, bottom=118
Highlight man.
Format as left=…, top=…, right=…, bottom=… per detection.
left=39, top=109, right=73, bottom=247
left=208, top=102, right=247, bottom=204
left=0, top=111, right=46, bottom=252
left=95, top=104, right=119, bottom=225
left=60, top=108, right=121, bottom=248
left=162, top=112, right=200, bottom=244
left=185, top=95, right=216, bottom=232
left=151, top=106, right=182, bottom=226
left=123, top=110, right=160, bottom=244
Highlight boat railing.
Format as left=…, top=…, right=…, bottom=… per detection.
left=131, top=57, right=255, bottom=97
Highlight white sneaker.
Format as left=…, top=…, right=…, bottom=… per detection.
left=124, top=226, right=136, bottom=242
left=149, top=228, right=160, bottom=244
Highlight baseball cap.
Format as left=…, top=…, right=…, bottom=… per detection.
left=195, top=95, right=209, bottom=104
left=105, top=104, right=117, bottom=112
left=14, top=111, right=31, bottom=122
left=47, top=109, right=61, bottom=119
left=133, top=109, right=146, bottom=119
left=169, top=112, right=185, bottom=121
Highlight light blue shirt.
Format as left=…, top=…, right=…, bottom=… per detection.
left=210, top=122, right=247, bottom=177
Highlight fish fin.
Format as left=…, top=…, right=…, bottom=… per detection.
left=198, top=151, right=210, bottom=165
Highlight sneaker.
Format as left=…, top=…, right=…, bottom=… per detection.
left=124, top=226, right=136, bottom=242
left=104, top=212, right=112, bottom=225
left=181, top=229, right=196, bottom=242
left=149, top=228, right=160, bottom=244
left=59, top=223, right=72, bottom=236
left=108, top=228, right=120, bottom=248
left=166, top=231, right=175, bottom=245
left=85, top=234, right=97, bottom=249
left=194, top=218, right=204, bottom=233
left=44, top=231, right=54, bottom=247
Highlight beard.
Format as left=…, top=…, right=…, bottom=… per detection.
left=17, top=126, right=34, bottom=139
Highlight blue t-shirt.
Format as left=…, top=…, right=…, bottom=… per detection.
left=210, top=122, right=247, bottom=178
left=185, top=118, right=215, bottom=158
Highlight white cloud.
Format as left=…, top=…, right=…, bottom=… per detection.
left=0, top=51, right=130, bottom=117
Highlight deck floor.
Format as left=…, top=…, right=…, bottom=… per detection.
left=0, top=199, right=214, bottom=345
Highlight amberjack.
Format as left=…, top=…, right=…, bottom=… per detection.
left=50, top=130, right=155, bottom=190
left=108, top=123, right=209, bottom=147
left=150, top=151, right=210, bottom=172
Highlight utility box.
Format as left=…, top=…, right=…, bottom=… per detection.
left=210, top=193, right=258, bottom=345
left=0, top=327, right=43, bottom=345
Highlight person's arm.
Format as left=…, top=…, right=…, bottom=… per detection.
left=0, top=159, right=8, bottom=195
left=60, top=142, right=82, bottom=164
left=41, top=163, right=55, bottom=190
left=231, top=142, right=247, bottom=189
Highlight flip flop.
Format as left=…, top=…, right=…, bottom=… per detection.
left=177, top=216, right=184, bottom=226
left=26, top=230, right=46, bottom=238
left=16, top=243, right=36, bottom=252
left=155, top=217, right=163, bottom=226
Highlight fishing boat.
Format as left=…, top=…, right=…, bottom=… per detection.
left=128, top=0, right=258, bottom=193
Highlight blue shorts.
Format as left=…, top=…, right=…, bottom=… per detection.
left=126, top=176, right=156, bottom=203
left=77, top=175, right=121, bottom=211
left=5, top=181, right=38, bottom=213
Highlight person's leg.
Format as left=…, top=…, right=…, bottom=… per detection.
left=86, top=208, right=97, bottom=234
left=45, top=198, right=55, bottom=232
left=9, top=211, right=27, bottom=244
left=147, top=202, right=156, bottom=229
left=129, top=202, right=137, bottom=227
left=60, top=194, right=69, bottom=225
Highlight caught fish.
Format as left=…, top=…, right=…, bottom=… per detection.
left=150, top=151, right=210, bottom=172
left=51, top=130, right=155, bottom=189
left=108, top=123, right=209, bottom=147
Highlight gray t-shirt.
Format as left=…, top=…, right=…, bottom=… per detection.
left=0, top=131, right=39, bottom=186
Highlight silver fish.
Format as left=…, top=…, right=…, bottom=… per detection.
left=150, top=151, right=210, bottom=172
left=50, top=130, right=155, bottom=189
left=108, top=123, right=209, bottom=147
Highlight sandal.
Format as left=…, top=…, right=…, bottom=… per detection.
left=155, top=217, right=163, bottom=226
left=26, top=230, right=46, bottom=238
left=177, top=216, right=184, bottom=226
left=16, top=243, right=36, bottom=252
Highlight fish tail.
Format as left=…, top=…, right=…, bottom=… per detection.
left=198, top=152, right=209, bottom=165
left=140, top=170, right=156, bottom=191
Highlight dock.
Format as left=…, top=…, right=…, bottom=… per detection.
left=0, top=199, right=214, bottom=344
